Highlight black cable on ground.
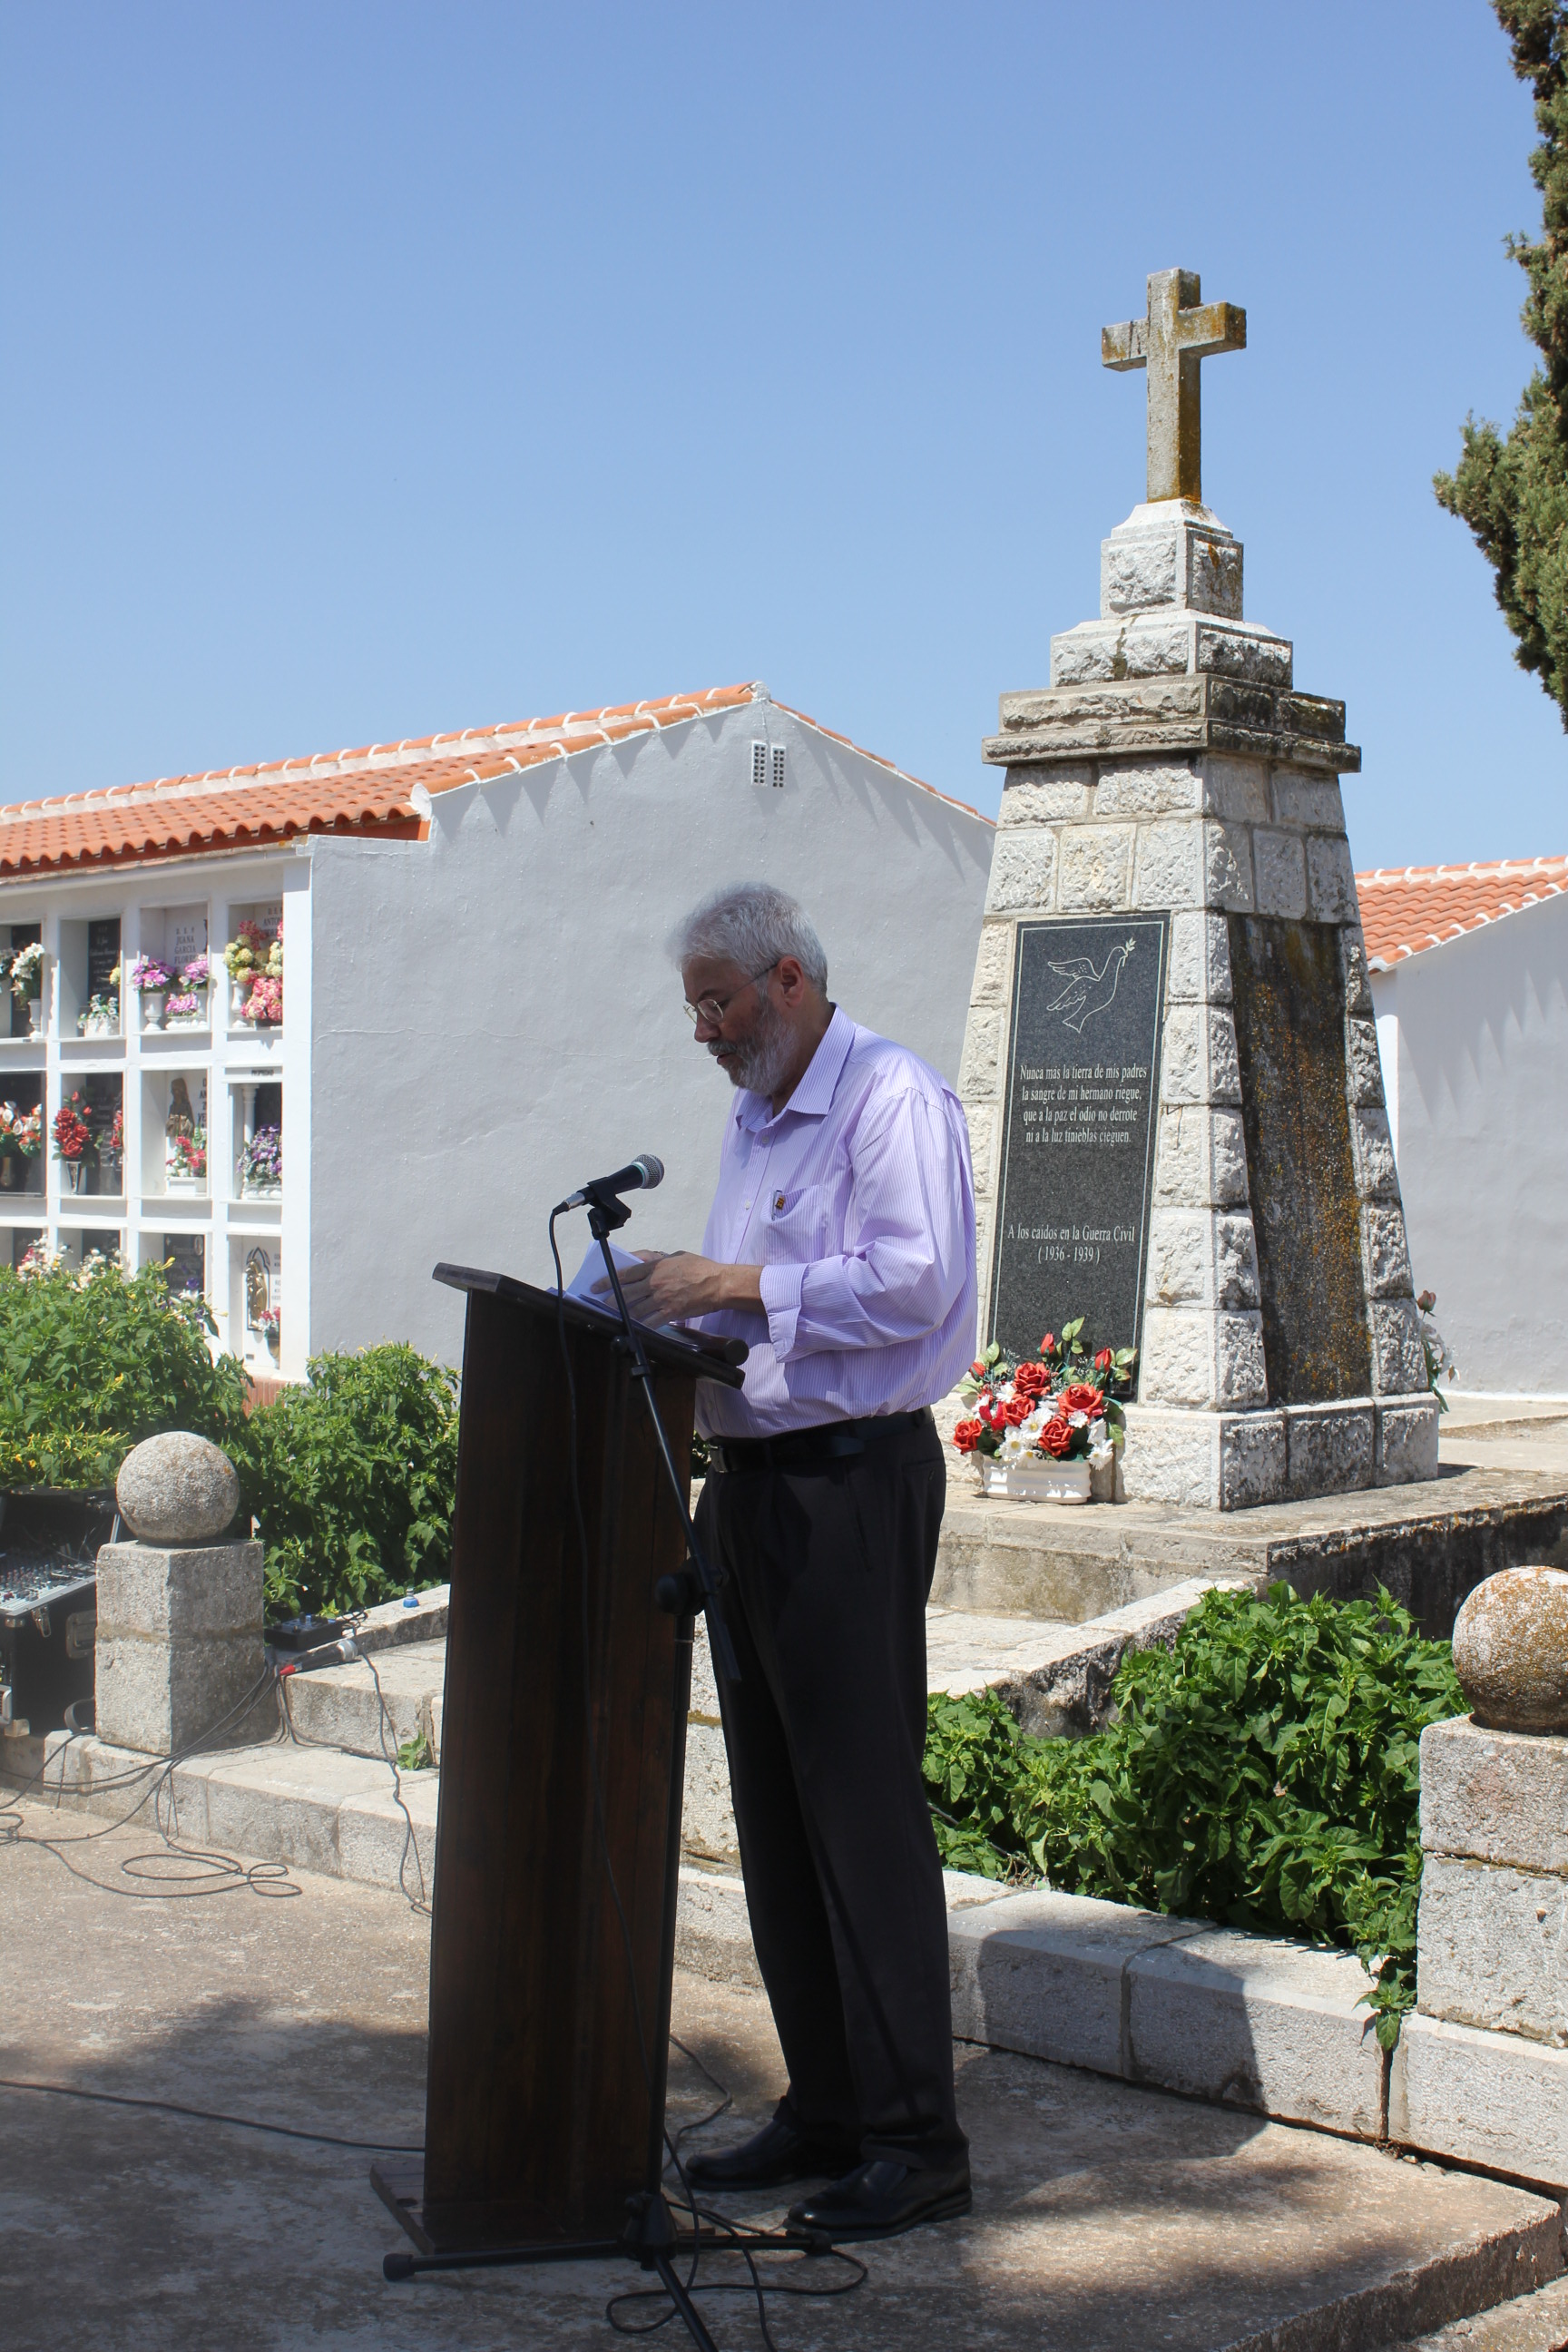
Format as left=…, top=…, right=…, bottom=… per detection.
left=0, top=1670, right=301, bottom=1902
left=0, top=2076, right=422, bottom=2153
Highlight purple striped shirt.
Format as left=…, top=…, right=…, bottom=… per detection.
left=694, top=1004, right=977, bottom=1439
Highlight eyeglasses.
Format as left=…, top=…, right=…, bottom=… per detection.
left=683, top=962, right=779, bottom=1027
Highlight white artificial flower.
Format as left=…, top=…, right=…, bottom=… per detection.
left=1089, top=1417, right=1107, bottom=1446
left=1068, top=1409, right=1089, bottom=1430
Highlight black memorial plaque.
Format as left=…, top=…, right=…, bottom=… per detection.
left=988, top=915, right=1168, bottom=1368
left=87, top=919, right=121, bottom=1001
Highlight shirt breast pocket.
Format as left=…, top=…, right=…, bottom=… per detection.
left=767, top=1183, right=829, bottom=1252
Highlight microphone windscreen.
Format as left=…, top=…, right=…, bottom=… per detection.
left=638, top=1154, right=666, bottom=1190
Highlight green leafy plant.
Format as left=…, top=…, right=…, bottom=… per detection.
left=397, top=1730, right=433, bottom=1772
left=922, top=1583, right=1465, bottom=2045
left=230, top=1343, right=458, bottom=1620
left=0, top=1255, right=250, bottom=1489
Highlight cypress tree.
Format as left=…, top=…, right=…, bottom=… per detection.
left=1436, top=0, right=1568, bottom=723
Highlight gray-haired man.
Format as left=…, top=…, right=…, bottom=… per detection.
left=612, top=882, right=976, bottom=2242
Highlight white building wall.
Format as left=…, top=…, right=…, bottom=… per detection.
left=306, top=700, right=994, bottom=1364
left=1372, top=892, right=1568, bottom=1395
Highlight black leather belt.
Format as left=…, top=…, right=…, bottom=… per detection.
left=704, top=1407, right=933, bottom=1476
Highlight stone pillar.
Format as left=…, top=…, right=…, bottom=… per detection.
left=93, top=1432, right=267, bottom=1757
left=1392, top=1568, right=1568, bottom=2185
left=958, top=494, right=1436, bottom=1508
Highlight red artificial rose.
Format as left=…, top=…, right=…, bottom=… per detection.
left=1093, top=1348, right=1113, bottom=1373
left=1035, top=1416, right=1073, bottom=1459
left=1040, top=1331, right=1057, bottom=1355
left=969, top=1359, right=987, bottom=1377
left=1001, top=1394, right=1033, bottom=1426
left=1012, top=1360, right=1049, bottom=1398
left=952, top=1418, right=984, bottom=1455
left=1060, top=1383, right=1104, bottom=1417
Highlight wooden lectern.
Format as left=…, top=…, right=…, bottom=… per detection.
left=372, top=1264, right=745, bottom=2260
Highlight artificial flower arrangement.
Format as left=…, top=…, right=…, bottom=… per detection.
left=52, top=1093, right=93, bottom=1164
left=258, top=1306, right=281, bottom=1342
left=103, top=1106, right=124, bottom=1177
left=951, top=1318, right=1137, bottom=1491
left=0, top=1101, right=43, bottom=1158
left=181, top=953, right=211, bottom=989
left=8, top=941, right=45, bottom=1001
left=224, top=918, right=283, bottom=1024
left=165, top=991, right=202, bottom=1025
left=167, top=1126, right=208, bottom=1181
left=76, top=991, right=120, bottom=1035
left=126, top=955, right=173, bottom=995
left=240, top=1122, right=282, bottom=1191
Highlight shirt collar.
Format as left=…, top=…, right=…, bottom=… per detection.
left=732, top=1004, right=856, bottom=1135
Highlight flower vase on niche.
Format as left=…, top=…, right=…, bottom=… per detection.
left=52, top=1093, right=93, bottom=1195
left=164, top=1080, right=206, bottom=1194
left=129, top=956, right=173, bottom=1031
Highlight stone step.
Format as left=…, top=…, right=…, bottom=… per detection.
left=933, top=1462, right=1568, bottom=1636
left=13, top=1719, right=1568, bottom=2205
left=278, top=1635, right=445, bottom=1757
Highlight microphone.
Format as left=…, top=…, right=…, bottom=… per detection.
left=556, top=1154, right=665, bottom=1213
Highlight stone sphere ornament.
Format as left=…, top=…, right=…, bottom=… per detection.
left=116, top=1432, right=240, bottom=1546
left=1452, top=1565, right=1568, bottom=1734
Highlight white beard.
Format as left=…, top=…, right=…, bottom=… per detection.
left=710, top=995, right=796, bottom=1098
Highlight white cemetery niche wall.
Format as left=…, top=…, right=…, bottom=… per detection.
left=958, top=266, right=1436, bottom=1511
left=141, top=1069, right=209, bottom=1199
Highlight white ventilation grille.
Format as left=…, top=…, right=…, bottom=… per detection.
left=751, top=740, right=768, bottom=788
left=770, top=745, right=786, bottom=789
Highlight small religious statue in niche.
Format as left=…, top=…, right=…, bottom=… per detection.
left=246, top=1247, right=271, bottom=1331
left=164, top=1076, right=207, bottom=1191
left=166, top=1076, right=195, bottom=1146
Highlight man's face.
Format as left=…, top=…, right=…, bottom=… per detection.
left=682, top=956, right=790, bottom=1094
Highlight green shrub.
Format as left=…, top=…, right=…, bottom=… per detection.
left=0, top=1257, right=249, bottom=1489
left=230, top=1343, right=458, bottom=1620
left=922, top=1583, right=1465, bottom=2045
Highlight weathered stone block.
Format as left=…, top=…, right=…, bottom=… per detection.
left=1215, top=1313, right=1269, bottom=1406
left=1417, top=1854, right=1568, bottom=2044
left=1369, top=1297, right=1429, bottom=1396
left=94, top=1539, right=265, bottom=1758
left=996, top=768, right=1092, bottom=825
left=1132, top=818, right=1205, bottom=909
left=958, top=1006, right=1003, bottom=1098
left=1361, top=1204, right=1414, bottom=1298
left=1253, top=829, right=1308, bottom=919
left=1164, top=909, right=1231, bottom=1004
left=1057, top=823, right=1135, bottom=911
left=1208, top=1007, right=1241, bottom=1102
left=985, top=828, right=1058, bottom=915
left=1201, top=757, right=1270, bottom=824
left=1126, top=1928, right=1386, bottom=2137
left=1272, top=769, right=1347, bottom=832
left=681, top=1720, right=739, bottom=1865
left=1093, top=761, right=1202, bottom=818
left=965, top=1102, right=997, bottom=1198
left=1157, top=1006, right=1240, bottom=1109
left=1193, top=619, right=1292, bottom=684
left=1350, top=1108, right=1399, bottom=1200
left=1215, top=1213, right=1260, bottom=1309
left=1340, top=924, right=1374, bottom=1016
left=1117, top=1406, right=1286, bottom=1509
left=1204, top=819, right=1255, bottom=911
left=1285, top=1403, right=1375, bottom=1498
left=1421, top=1717, right=1568, bottom=1877
left=1345, top=1016, right=1385, bottom=1106
left=1140, top=1307, right=1214, bottom=1406
left=1306, top=835, right=1358, bottom=924
left=965, top=918, right=1015, bottom=1010
left=1152, top=1105, right=1250, bottom=1210
left=1144, top=1209, right=1210, bottom=1306
left=1219, top=1408, right=1288, bottom=1507
left=1391, top=2010, right=1568, bottom=2190
left=1375, top=1395, right=1440, bottom=1485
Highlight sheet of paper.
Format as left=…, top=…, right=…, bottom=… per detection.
left=563, top=1240, right=683, bottom=1336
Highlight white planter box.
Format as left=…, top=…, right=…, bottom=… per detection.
left=165, top=1172, right=206, bottom=1195
left=241, top=1181, right=281, bottom=1200
left=974, top=1455, right=1093, bottom=1504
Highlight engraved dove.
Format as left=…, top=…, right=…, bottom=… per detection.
left=1045, top=938, right=1136, bottom=1034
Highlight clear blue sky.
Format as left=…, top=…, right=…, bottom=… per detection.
left=0, top=1, right=1559, bottom=871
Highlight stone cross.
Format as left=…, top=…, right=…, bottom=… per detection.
left=1102, top=267, right=1246, bottom=506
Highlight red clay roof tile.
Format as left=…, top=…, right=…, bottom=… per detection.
left=1356, top=857, right=1568, bottom=967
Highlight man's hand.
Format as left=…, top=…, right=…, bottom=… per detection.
left=596, top=1250, right=765, bottom=1325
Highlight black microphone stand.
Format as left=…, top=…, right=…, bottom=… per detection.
left=583, top=1184, right=740, bottom=1687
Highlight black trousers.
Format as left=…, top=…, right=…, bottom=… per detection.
left=693, top=1412, right=965, bottom=2171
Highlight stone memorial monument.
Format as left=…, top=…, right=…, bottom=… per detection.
left=959, top=266, right=1437, bottom=1509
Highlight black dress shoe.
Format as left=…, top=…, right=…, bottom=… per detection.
left=683, top=2115, right=861, bottom=2192
left=787, top=2157, right=973, bottom=2241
